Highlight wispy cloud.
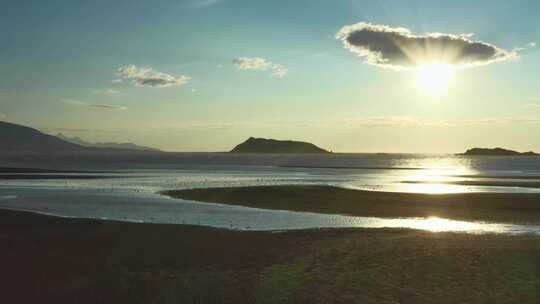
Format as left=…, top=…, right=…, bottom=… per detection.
left=168, top=122, right=255, bottom=131
left=345, top=116, right=419, bottom=127
left=190, top=0, right=224, bottom=8
left=53, top=128, right=121, bottom=133
left=89, top=104, right=127, bottom=110
left=336, top=22, right=517, bottom=70
left=522, top=103, right=540, bottom=110
left=343, top=116, right=540, bottom=127
left=117, top=65, right=191, bottom=88
left=233, top=57, right=288, bottom=78
left=93, top=88, right=119, bottom=95
left=60, top=99, right=126, bottom=110
left=147, top=115, right=540, bottom=134
left=514, top=42, right=537, bottom=52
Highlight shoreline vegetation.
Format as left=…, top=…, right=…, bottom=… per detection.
left=163, top=185, right=540, bottom=224
left=2, top=208, right=540, bottom=303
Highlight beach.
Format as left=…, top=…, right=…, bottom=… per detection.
left=2, top=161, right=540, bottom=303
left=2, top=208, right=540, bottom=303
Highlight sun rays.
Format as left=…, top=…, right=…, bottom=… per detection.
left=415, top=63, right=455, bottom=95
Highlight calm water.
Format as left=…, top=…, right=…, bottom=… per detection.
left=1, top=154, right=540, bottom=234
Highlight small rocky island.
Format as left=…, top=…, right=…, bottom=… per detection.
left=230, top=137, right=330, bottom=154
left=461, top=148, right=538, bottom=156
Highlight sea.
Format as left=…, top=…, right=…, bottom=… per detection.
left=1, top=153, right=540, bottom=234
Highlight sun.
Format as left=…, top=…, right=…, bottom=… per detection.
left=416, top=64, right=454, bottom=95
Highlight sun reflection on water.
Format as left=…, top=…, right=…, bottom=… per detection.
left=402, top=183, right=465, bottom=194
left=408, top=217, right=481, bottom=232
left=378, top=216, right=512, bottom=234
left=399, top=163, right=476, bottom=194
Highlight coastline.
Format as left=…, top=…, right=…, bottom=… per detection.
left=163, top=185, right=540, bottom=224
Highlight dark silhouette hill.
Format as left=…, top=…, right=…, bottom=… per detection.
left=0, top=121, right=87, bottom=152
left=56, top=133, right=161, bottom=152
left=230, top=137, right=330, bottom=154
left=461, top=148, right=538, bottom=156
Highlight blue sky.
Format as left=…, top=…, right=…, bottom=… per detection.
left=1, top=0, right=539, bottom=152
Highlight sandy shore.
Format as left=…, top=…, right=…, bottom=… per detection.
left=163, top=185, right=540, bottom=224
left=2, top=208, right=540, bottom=303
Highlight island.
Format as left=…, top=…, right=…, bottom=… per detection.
left=461, top=147, right=538, bottom=156
left=230, top=137, right=330, bottom=154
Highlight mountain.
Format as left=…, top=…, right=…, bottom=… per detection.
left=230, top=137, right=330, bottom=154
left=0, top=121, right=86, bottom=152
left=56, top=133, right=161, bottom=152
left=461, top=148, right=538, bottom=156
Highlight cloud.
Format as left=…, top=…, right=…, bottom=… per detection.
left=60, top=99, right=126, bottom=110
left=162, top=121, right=266, bottom=131
left=459, top=117, right=540, bottom=125
left=190, top=0, right=224, bottom=8
left=54, top=128, right=121, bottom=133
left=523, top=103, right=540, bottom=110
left=94, top=88, right=119, bottom=95
left=342, top=116, right=540, bottom=128
left=89, top=104, right=127, bottom=110
left=336, top=22, right=517, bottom=70
left=514, top=42, right=537, bottom=52
left=233, top=57, right=288, bottom=78
left=348, top=116, right=419, bottom=127
left=117, top=65, right=191, bottom=88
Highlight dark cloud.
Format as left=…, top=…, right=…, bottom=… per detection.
left=336, top=23, right=517, bottom=69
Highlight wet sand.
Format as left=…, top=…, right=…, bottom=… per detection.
left=2, top=208, right=540, bottom=303
left=163, top=185, right=540, bottom=224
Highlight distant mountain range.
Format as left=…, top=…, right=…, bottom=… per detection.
left=0, top=121, right=87, bottom=152
left=461, top=148, right=538, bottom=156
left=56, top=133, right=160, bottom=152
left=1, top=122, right=330, bottom=154
left=230, top=137, right=330, bottom=154
left=0, top=121, right=160, bottom=153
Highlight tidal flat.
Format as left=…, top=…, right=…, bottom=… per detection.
left=2, top=208, right=540, bottom=303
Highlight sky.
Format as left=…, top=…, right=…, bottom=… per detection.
left=1, top=0, right=539, bottom=153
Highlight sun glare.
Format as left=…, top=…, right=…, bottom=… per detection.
left=416, top=64, right=454, bottom=94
